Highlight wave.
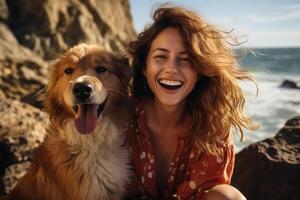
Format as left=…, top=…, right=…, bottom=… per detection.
left=233, top=48, right=300, bottom=152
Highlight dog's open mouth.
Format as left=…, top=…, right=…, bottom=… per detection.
left=73, top=98, right=108, bottom=135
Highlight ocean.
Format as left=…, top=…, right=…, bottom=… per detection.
left=233, top=48, right=300, bottom=152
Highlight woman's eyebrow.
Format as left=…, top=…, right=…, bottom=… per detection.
left=151, top=48, right=169, bottom=54
left=151, top=48, right=188, bottom=55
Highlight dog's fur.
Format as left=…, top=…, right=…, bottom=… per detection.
left=8, top=44, right=132, bottom=200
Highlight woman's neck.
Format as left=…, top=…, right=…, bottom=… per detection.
left=146, top=98, right=186, bottom=133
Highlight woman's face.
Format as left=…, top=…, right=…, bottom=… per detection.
left=145, top=27, right=198, bottom=107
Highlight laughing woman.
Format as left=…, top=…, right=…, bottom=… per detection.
left=126, top=5, right=254, bottom=200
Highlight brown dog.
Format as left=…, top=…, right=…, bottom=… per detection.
left=8, top=44, right=132, bottom=200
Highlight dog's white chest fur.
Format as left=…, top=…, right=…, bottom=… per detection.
left=46, top=119, right=131, bottom=200
left=73, top=143, right=130, bottom=200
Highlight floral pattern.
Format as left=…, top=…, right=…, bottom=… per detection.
left=126, top=102, right=234, bottom=200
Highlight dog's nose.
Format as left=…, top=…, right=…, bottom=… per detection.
left=73, top=82, right=93, bottom=103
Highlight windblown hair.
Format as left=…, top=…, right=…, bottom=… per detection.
left=128, top=5, right=256, bottom=154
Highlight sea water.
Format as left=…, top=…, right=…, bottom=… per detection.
left=233, top=48, right=300, bottom=152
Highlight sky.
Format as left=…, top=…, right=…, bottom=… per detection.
left=129, top=0, right=300, bottom=48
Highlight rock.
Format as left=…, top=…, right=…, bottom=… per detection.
left=0, top=90, right=5, bottom=100
left=280, top=79, right=299, bottom=89
left=232, top=116, right=300, bottom=200
left=1, top=162, right=31, bottom=195
left=21, top=90, right=44, bottom=109
left=0, top=0, right=8, bottom=21
left=0, top=23, right=48, bottom=101
left=0, top=98, right=48, bottom=195
left=0, top=23, right=18, bottom=45
left=6, top=0, right=136, bottom=60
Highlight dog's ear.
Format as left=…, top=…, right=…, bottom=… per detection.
left=113, top=54, right=132, bottom=86
left=40, top=60, right=62, bottom=118
left=40, top=60, right=60, bottom=101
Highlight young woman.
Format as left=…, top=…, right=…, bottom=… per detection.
left=126, top=5, right=253, bottom=200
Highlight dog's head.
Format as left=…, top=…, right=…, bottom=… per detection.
left=42, top=44, right=131, bottom=135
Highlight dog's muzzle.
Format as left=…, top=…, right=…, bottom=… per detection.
left=69, top=78, right=108, bottom=135
left=73, top=82, right=93, bottom=104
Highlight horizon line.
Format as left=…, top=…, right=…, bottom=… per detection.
left=234, top=46, right=300, bottom=49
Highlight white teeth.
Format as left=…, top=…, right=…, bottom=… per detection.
left=159, top=79, right=183, bottom=86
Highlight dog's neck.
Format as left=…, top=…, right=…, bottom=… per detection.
left=38, top=117, right=130, bottom=199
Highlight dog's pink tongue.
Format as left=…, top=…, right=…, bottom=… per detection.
left=75, top=104, right=98, bottom=134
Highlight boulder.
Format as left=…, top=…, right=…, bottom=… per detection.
left=0, top=90, right=5, bottom=99
left=232, top=116, right=300, bottom=200
left=280, top=79, right=299, bottom=89
left=0, top=98, right=48, bottom=195
left=0, top=23, right=48, bottom=101
left=0, top=0, right=8, bottom=21
left=6, top=0, right=136, bottom=60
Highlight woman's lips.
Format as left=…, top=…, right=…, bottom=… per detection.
left=158, top=79, right=183, bottom=90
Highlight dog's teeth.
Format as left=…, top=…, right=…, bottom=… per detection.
left=159, top=79, right=182, bottom=86
left=97, top=97, right=108, bottom=117
left=73, top=106, right=79, bottom=113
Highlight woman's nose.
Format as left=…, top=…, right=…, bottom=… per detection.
left=165, top=59, right=179, bottom=74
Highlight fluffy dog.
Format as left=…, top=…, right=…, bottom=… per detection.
left=8, top=44, right=132, bottom=200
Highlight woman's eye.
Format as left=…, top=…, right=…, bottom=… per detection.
left=179, top=57, right=190, bottom=64
left=95, top=66, right=107, bottom=73
left=64, top=67, right=74, bottom=75
left=154, top=55, right=167, bottom=60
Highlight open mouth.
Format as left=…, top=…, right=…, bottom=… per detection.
left=72, top=98, right=108, bottom=135
left=158, top=79, right=183, bottom=90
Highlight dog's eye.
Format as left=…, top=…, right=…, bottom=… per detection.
left=95, top=66, right=107, bottom=74
left=64, top=67, right=74, bottom=75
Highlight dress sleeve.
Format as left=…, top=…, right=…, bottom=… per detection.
left=173, top=144, right=235, bottom=200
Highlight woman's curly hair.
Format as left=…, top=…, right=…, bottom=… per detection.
left=128, top=5, right=256, bottom=154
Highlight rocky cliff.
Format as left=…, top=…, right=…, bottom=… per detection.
left=0, top=0, right=136, bottom=195
left=6, top=0, right=135, bottom=60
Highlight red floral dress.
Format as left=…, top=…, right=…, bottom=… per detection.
left=126, top=102, right=235, bottom=200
